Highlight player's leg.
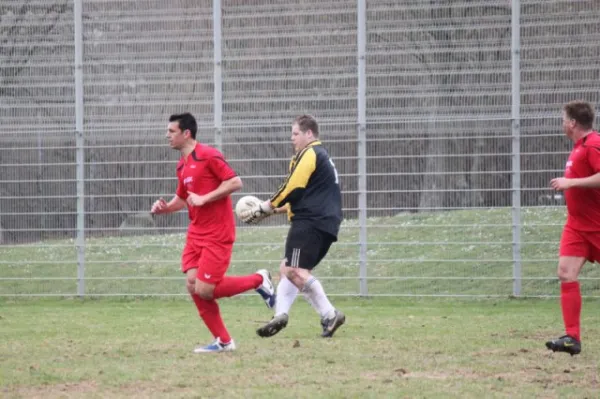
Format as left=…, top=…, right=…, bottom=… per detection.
left=254, top=266, right=296, bottom=338
left=257, top=223, right=344, bottom=338
left=285, top=229, right=345, bottom=338
left=275, top=258, right=300, bottom=316
left=194, top=243, right=275, bottom=307
left=308, top=232, right=345, bottom=337
left=185, top=267, right=235, bottom=353
left=213, top=271, right=275, bottom=307
left=182, top=240, right=225, bottom=344
left=187, top=242, right=236, bottom=353
left=545, top=256, right=585, bottom=355
left=546, top=226, right=587, bottom=355
left=256, top=223, right=311, bottom=338
left=286, top=265, right=345, bottom=338
left=267, top=226, right=312, bottom=319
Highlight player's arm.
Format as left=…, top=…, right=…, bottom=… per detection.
left=194, top=176, right=243, bottom=204
left=273, top=204, right=289, bottom=214
left=186, top=155, right=242, bottom=207
left=269, top=148, right=317, bottom=208
left=575, top=173, right=600, bottom=188
left=151, top=195, right=186, bottom=215
left=552, top=173, right=600, bottom=190
left=255, top=148, right=317, bottom=214
left=239, top=200, right=287, bottom=224
left=551, top=147, right=600, bottom=190
left=240, top=151, right=315, bottom=224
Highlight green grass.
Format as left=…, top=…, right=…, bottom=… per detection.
left=2, top=208, right=598, bottom=398
left=1, top=207, right=600, bottom=297
left=1, top=297, right=599, bottom=398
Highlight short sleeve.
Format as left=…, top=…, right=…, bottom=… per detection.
left=175, top=180, right=187, bottom=200
left=588, top=147, right=600, bottom=173
left=208, top=156, right=237, bottom=181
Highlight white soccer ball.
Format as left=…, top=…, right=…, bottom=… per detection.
left=235, top=195, right=262, bottom=220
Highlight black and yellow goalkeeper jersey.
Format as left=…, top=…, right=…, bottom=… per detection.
left=270, top=140, right=342, bottom=238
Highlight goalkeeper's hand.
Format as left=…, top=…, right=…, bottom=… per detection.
left=240, top=201, right=274, bottom=224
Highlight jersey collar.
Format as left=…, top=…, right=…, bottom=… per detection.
left=184, top=142, right=202, bottom=164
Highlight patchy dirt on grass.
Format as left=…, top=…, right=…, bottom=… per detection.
left=2, top=381, right=202, bottom=399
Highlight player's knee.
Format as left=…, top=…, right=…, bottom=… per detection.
left=557, top=262, right=580, bottom=282
left=280, top=260, right=297, bottom=278
left=284, top=266, right=313, bottom=287
left=279, top=258, right=288, bottom=273
left=186, top=282, right=195, bottom=295
left=186, top=278, right=196, bottom=294
left=281, top=266, right=297, bottom=280
left=195, top=286, right=214, bottom=300
left=280, top=266, right=291, bottom=279
left=557, top=267, right=576, bottom=282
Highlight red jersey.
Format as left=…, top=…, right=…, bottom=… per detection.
left=175, top=143, right=237, bottom=242
left=564, top=132, right=600, bottom=231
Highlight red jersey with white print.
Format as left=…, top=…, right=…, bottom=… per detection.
left=175, top=143, right=237, bottom=242
left=564, top=132, right=600, bottom=231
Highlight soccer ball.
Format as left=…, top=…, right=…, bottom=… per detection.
left=235, top=195, right=262, bottom=220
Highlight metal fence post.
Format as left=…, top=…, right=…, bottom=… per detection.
left=74, top=0, right=86, bottom=296
left=357, top=0, right=368, bottom=296
left=511, top=0, right=522, bottom=297
left=214, top=0, right=223, bottom=150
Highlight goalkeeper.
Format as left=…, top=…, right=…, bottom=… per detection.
left=240, top=114, right=345, bottom=338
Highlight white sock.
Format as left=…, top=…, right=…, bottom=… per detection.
left=302, top=277, right=335, bottom=319
left=275, top=276, right=299, bottom=316
left=302, top=291, right=314, bottom=308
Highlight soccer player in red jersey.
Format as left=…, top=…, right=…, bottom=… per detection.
left=546, top=100, right=600, bottom=356
left=151, top=112, right=275, bottom=353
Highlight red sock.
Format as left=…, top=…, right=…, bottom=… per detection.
left=560, top=281, right=581, bottom=341
left=213, top=274, right=262, bottom=299
left=190, top=294, right=231, bottom=343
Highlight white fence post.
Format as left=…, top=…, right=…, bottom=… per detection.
left=511, top=0, right=522, bottom=297
left=74, top=0, right=86, bottom=297
left=357, top=0, right=368, bottom=296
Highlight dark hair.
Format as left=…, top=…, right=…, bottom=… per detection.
left=564, top=101, right=595, bottom=130
left=169, top=112, right=198, bottom=139
left=293, top=114, right=319, bottom=138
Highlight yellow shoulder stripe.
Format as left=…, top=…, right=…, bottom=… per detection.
left=270, top=147, right=317, bottom=207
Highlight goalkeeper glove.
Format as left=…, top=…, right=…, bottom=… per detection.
left=240, top=201, right=274, bottom=224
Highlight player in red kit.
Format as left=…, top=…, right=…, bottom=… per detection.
left=151, top=112, right=275, bottom=353
left=546, top=100, right=600, bottom=356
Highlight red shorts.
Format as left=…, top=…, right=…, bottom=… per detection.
left=181, top=240, right=233, bottom=284
left=559, top=225, right=600, bottom=263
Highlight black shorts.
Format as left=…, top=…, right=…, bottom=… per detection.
left=284, top=221, right=336, bottom=270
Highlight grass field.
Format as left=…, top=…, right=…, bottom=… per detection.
left=1, top=297, right=599, bottom=398
left=2, top=207, right=600, bottom=297
left=2, top=207, right=600, bottom=397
